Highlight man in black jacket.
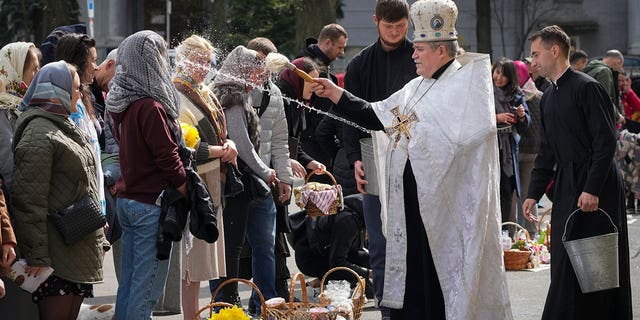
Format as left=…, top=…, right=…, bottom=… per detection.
left=341, top=1, right=416, bottom=318
left=299, top=24, right=348, bottom=171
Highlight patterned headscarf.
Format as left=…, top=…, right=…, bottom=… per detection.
left=19, top=60, right=73, bottom=116
left=0, top=42, right=35, bottom=97
left=106, top=30, right=179, bottom=119
left=214, top=45, right=263, bottom=88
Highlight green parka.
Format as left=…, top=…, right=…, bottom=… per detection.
left=11, top=107, right=105, bottom=284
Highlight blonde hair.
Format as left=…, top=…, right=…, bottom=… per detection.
left=176, top=35, right=215, bottom=61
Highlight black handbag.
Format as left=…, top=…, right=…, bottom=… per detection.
left=49, top=195, right=106, bottom=245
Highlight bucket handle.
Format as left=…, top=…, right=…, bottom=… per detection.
left=562, top=208, right=619, bottom=242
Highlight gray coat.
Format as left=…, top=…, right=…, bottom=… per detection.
left=250, top=81, right=293, bottom=185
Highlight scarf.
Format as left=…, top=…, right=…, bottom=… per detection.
left=0, top=42, right=34, bottom=107
left=19, top=61, right=73, bottom=116
left=279, top=57, right=307, bottom=101
left=106, top=30, right=179, bottom=119
left=173, top=76, right=226, bottom=146
left=494, top=85, right=516, bottom=177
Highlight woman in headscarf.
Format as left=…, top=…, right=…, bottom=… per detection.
left=277, top=57, right=326, bottom=177
left=0, top=42, right=40, bottom=189
left=173, top=35, right=237, bottom=320
left=492, top=58, right=531, bottom=229
left=12, top=60, right=106, bottom=320
left=210, top=45, right=277, bottom=306
left=106, top=30, right=187, bottom=320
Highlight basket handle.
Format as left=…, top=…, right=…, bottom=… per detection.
left=209, top=278, right=267, bottom=319
left=319, top=266, right=367, bottom=300
left=288, top=272, right=310, bottom=309
left=192, top=302, right=234, bottom=320
left=305, top=169, right=338, bottom=186
left=562, top=208, right=618, bottom=242
left=501, top=221, right=530, bottom=241
left=537, top=208, right=552, bottom=232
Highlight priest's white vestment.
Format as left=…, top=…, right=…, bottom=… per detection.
left=369, top=53, right=513, bottom=319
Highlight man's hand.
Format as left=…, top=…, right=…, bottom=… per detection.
left=290, top=159, right=306, bottom=178
left=0, top=244, right=15, bottom=268
left=497, top=112, right=516, bottom=124
left=310, top=78, right=344, bottom=104
left=278, top=182, right=292, bottom=204
left=306, top=160, right=326, bottom=174
left=353, top=160, right=368, bottom=194
left=577, top=192, right=599, bottom=212
left=522, top=198, right=539, bottom=223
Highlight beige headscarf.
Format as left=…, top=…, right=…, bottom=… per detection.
left=0, top=42, right=35, bottom=109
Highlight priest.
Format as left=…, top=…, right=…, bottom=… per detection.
left=311, top=0, right=512, bottom=319
left=522, top=25, right=632, bottom=320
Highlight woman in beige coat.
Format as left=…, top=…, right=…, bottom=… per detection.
left=173, top=35, right=238, bottom=319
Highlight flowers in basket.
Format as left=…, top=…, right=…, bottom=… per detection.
left=208, top=305, right=250, bottom=320
left=511, top=236, right=550, bottom=269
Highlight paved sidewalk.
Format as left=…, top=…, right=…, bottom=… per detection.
left=86, top=198, right=640, bottom=320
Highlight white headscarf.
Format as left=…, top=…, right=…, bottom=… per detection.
left=0, top=42, right=36, bottom=109
left=106, top=30, right=179, bottom=119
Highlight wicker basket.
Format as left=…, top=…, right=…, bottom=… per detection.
left=318, top=267, right=366, bottom=320
left=265, top=272, right=339, bottom=320
left=294, top=171, right=342, bottom=217
left=537, top=208, right=552, bottom=249
left=194, top=278, right=271, bottom=320
left=502, top=222, right=532, bottom=270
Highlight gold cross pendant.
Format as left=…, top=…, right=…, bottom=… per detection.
left=384, top=106, right=419, bottom=149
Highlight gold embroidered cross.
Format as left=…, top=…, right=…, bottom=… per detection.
left=384, top=106, right=419, bottom=148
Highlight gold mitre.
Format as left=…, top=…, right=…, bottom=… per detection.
left=410, top=0, right=458, bottom=42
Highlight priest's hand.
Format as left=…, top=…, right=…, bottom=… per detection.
left=290, top=159, right=306, bottom=178
left=354, top=160, right=369, bottom=194
left=522, top=198, right=539, bottom=223
left=577, top=192, right=599, bottom=212
left=311, top=78, right=344, bottom=104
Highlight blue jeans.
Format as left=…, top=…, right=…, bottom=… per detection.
left=115, top=198, right=171, bottom=320
left=363, top=194, right=390, bottom=317
left=246, top=195, right=277, bottom=314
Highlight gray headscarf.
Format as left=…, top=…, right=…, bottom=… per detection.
left=106, top=30, right=179, bottom=119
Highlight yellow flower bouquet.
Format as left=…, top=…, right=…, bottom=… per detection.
left=180, top=122, right=200, bottom=149
left=208, top=305, right=250, bottom=320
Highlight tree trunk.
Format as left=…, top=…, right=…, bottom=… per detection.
left=210, top=0, right=228, bottom=49
left=476, top=0, right=492, bottom=56
left=294, top=0, right=338, bottom=54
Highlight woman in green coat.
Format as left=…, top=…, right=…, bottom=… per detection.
left=12, top=60, right=107, bottom=320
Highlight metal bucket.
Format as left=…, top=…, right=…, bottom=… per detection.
left=562, top=208, right=619, bottom=293
left=359, top=138, right=379, bottom=196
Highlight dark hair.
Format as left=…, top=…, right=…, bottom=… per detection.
left=55, top=33, right=95, bottom=77
left=375, top=0, right=410, bottom=23
left=247, top=37, right=278, bottom=55
left=318, top=24, right=348, bottom=42
left=570, top=49, right=588, bottom=64
left=492, top=58, right=520, bottom=95
left=55, top=33, right=96, bottom=119
left=528, top=25, right=571, bottom=58
left=299, top=57, right=318, bottom=74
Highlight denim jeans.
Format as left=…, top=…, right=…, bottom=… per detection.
left=363, top=194, right=390, bottom=317
left=246, top=195, right=277, bottom=313
left=115, top=198, right=171, bottom=320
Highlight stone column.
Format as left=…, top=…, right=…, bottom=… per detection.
left=629, top=0, right=640, bottom=55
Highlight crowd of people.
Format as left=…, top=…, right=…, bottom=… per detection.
left=0, top=0, right=634, bottom=319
